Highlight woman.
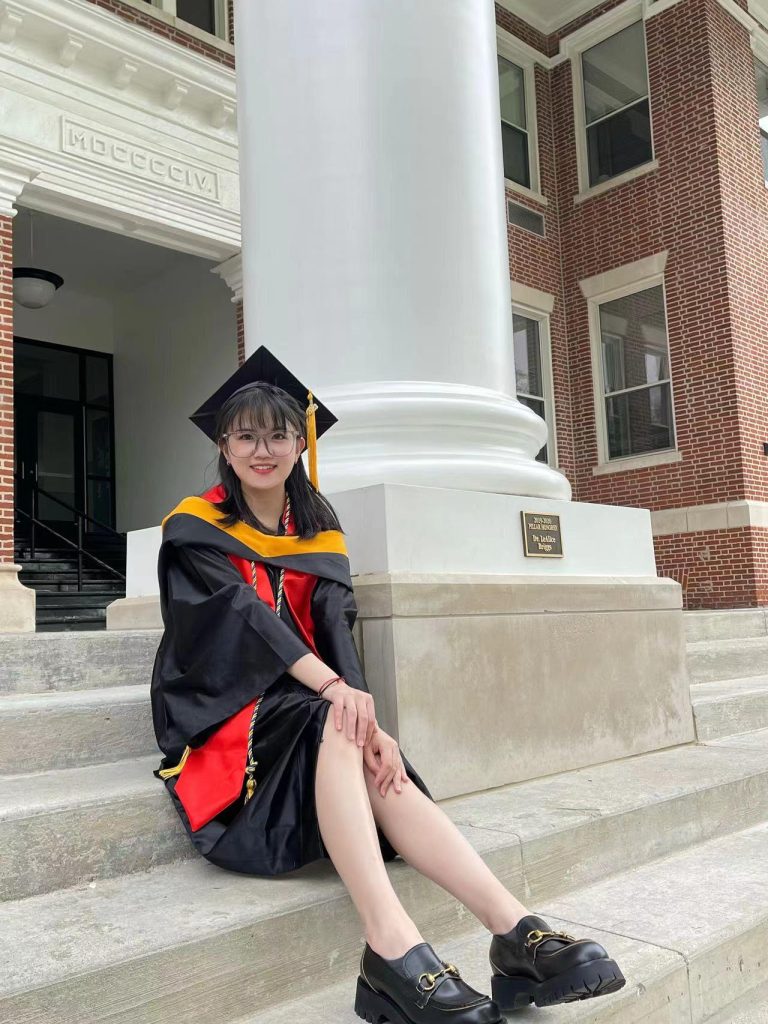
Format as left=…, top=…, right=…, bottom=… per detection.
left=150, top=347, right=626, bottom=1023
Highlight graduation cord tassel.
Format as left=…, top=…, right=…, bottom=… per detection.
left=244, top=495, right=291, bottom=804
left=306, top=390, right=319, bottom=491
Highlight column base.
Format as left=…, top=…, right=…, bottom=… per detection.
left=0, top=564, right=36, bottom=633
left=106, top=596, right=162, bottom=631
left=355, top=573, right=694, bottom=801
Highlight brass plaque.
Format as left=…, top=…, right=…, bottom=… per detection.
left=521, top=511, right=564, bottom=558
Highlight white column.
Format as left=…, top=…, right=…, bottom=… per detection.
left=233, top=0, right=570, bottom=499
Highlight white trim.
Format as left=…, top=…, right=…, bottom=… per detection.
left=593, top=448, right=682, bottom=475
left=563, top=2, right=655, bottom=198
left=573, top=159, right=659, bottom=205
left=512, top=304, right=559, bottom=469
left=581, top=255, right=677, bottom=469
left=497, top=0, right=599, bottom=35
left=497, top=31, right=543, bottom=196
left=579, top=251, right=668, bottom=300
left=496, top=24, right=555, bottom=70
left=138, top=0, right=233, bottom=50
left=0, top=159, right=38, bottom=217
left=212, top=251, right=242, bottom=303
left=511, top=280, right=556, bottom=314
left=505, top=179, right=549, bottom=206
left=651, top=500, right=768, bottom=536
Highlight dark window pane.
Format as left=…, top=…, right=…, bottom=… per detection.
left=599, top=285, right=668, bottom=393
left=583, top=22, right=648, bottom=124
left=501, top=122, right=530, bottom=188
left=86, top=408, right=112, bottom=476
left=176, top=0, right=215, bottom=33
left=37, top=411, right=76, bottom=520
left=518, top=394, right=548, bottom=463
left=587, top=98, right=652, bottom=186
left=87, top=479, right=113, bottom=531
left=498, top=57, right=526, bottom=129
left=513, top=315, right=543, bottom=397
left=86, top=356, right=110, bottom=405
left=15, top=341, right=79, bottom=400
left=606, top=382, right=673, bottom=459
left=507, top=201, right=545, bottom=236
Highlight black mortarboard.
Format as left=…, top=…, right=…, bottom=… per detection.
left=189, top=345, right=337, bottom=489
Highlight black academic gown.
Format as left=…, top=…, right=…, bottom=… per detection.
left=150, top=491, right=435, bottom=875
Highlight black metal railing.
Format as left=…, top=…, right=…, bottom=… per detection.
left=15, top=482, right=126, bottom=589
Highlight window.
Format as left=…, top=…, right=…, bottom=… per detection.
left=597, top=285, right=674, bottom=459
left=513, top=312, right=555, bottom=465
left=582, top=21, right=653, bottom=187
left=498, top=56, right=530, bottom=189
left=150, top=0, right=227, bottom=40
left=755, top=59, right=768, bottom=182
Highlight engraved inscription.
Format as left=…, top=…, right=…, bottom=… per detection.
left=521, top=511, right=564, bottom=558
left=61, top=118, right=221, bottom=202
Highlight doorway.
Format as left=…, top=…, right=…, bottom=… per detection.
left=14, top=338, right=116, bottom=542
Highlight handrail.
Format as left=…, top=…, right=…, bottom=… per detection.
left=15, top=507, right=126, bottom=582
left=32, top=483, right=125, bottom=540
left=14, top=477, right=126, bottom=589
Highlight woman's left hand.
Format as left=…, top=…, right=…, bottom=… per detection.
left=363, top=726, right=410, bottom=797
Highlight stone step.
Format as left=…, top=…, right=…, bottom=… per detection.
left=0, top=686, right=155, bottom=774
left=684, top=608, right=768, bottom=643
left=5, top=727, right=768, bottom=903
left=4, top=811, right=768, bottom=1024
left=0, top=630, right=162, bottom=694
left=240, top=819, right=768, bottom=1024
left=686, top=636, right=768, bottom=683
left=691, top=676, right=768, bottom=741
left=233, top=921, right=681, bottom=1024
left=0, top=756, right=191, bottom=902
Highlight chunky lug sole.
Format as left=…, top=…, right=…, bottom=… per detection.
left=355, top=976, right=503, bottom=1024
left=491, top=957, right=626, bottom=1009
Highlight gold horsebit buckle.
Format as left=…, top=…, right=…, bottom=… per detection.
left=524, top=928, right=576, bottom=963
left=415, top=960, right=461, bottom=1007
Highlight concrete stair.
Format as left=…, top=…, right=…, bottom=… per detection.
left=0, top=612, right=767, bottom=1022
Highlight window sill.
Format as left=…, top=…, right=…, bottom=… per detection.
left=592, top=448, right=682, bottom=476
left=505, top=179, right=549, bottom=207
left=115, top=0, right=234, bottom=53
left=574, top=159, right=659, bottom=206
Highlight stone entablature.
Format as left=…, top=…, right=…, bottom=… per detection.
left=0, top=0, right=239, bottom=259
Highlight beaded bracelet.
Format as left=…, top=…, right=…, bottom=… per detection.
left=318, top=675, right=345, bottom=696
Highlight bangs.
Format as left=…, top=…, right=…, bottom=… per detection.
left=220, top=386, right=304, bottom=438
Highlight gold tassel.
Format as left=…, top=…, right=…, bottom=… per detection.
left=158, top=745, right=191, bottom=779
left=306, top=390, right=319, bottom=490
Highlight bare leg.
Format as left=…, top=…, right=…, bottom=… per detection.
left=314, top=712, right=425, bottom=959
left=363, top=763, right=530, bottom=935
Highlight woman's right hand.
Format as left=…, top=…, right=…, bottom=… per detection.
left=323, top=679, right=377, bottom=748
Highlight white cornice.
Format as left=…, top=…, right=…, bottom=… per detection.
left=212, top=252, right=242, bottom=302
left=0, top=0, right=236, bottom=132
left=0, top=159, right=38, bottom=217
left=497, top=0, right=602, bottom=35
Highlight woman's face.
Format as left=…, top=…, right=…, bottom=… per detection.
left=219, top=415, right=307, bottom=494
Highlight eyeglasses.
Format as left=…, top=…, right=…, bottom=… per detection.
left=222, top=429, right=299, bottom=458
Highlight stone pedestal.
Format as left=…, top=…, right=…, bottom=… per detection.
left=0, top=564, right=35, bottom=633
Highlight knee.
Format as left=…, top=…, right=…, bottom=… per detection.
left=321, top=708, right=364, bottom=759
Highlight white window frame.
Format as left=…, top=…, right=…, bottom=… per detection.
left=497, top=28, right=546, bottom=206
left=562, top=1, right=658, bottom=202
left=151, top=0, right=229, bottom=43
left=579, top=251, right=681, bottom=475
left=511, top=283, right=558, bottom=468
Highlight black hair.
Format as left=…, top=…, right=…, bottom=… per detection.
left=207, top=383, right=342, bottom=539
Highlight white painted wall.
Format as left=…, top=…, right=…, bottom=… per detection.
left=113, top=256, right=236, bottom=532
left=14, top=287, right=115, bottom=353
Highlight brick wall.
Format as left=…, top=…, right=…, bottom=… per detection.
left=83, top=0, right=234, bottom=67
left=0, top=219, right=13, bottom=564
left=498, top=0, right=768, bottom=606
left=236, top=300, right=244, bottom=366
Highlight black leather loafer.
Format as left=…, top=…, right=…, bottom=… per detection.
left=355, top=940, right=504, bottom=1024
left=489, top=913, right=626, bottom=1009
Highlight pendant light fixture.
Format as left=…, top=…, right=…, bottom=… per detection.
left=13, top=210, right=64, bottom=309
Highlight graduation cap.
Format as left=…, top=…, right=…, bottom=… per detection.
left=189, top=345, right=337, bottom=490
